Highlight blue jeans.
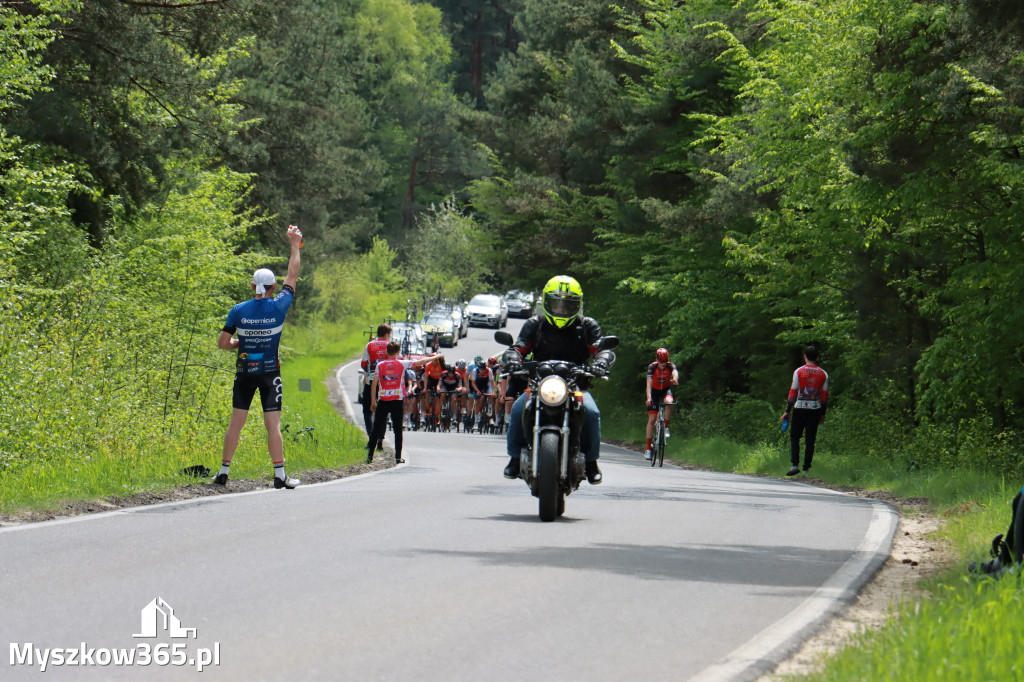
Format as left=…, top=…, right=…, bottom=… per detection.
left=506, top=391, right=601, bottom=462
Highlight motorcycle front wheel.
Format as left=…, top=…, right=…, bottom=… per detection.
left=538, top=431, right=561, bottom=522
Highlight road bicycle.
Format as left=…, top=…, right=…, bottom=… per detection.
left=422, top=391, right=440, bottom=432
left=651, top=402, right=668, bottom=468
left=479, top=393, right=496, bottom=433
left=439, top=392, right=454, bottom=433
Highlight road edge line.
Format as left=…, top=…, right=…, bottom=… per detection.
left=687, top=498, right=899, bottom=682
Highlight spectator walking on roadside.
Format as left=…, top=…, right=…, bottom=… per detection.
left=215, top=225, right=303, bottom=489
left=361, top=324, right=392, bottom=452
left=366, top=342, right=443, bottom=465
left=781, top=345, right=829, bottom=476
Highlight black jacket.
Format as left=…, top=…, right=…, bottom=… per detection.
left=513, top=315, right=602, bottom=365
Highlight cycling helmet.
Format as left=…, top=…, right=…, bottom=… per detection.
left=488, top=356, right=497, bottom=365
left=542, top=275, right=583, bottom=329
left=456, top=359, right=467, bottom=369
left=656, top=348, right=669, bottom=362
left=474, top=355, right=484, bottom=365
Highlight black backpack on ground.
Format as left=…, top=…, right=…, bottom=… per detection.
left=969, top=486, right=1024, bottom=577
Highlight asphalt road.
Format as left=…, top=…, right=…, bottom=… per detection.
left=0, top=316, right=897, bottom=681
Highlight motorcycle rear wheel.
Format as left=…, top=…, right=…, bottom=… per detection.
left=538, top=431, right=561, bottom=522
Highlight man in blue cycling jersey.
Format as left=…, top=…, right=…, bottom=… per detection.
left=215, top=225, right=303, bottom=489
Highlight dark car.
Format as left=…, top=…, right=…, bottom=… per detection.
left=504, top=291, right=535, bottom=318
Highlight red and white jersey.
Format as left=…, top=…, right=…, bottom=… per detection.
left=376, top=358, right=414, bottom=400
left=361, top=337, right=390, bottom=379
left=647, top=361, right=677, bottom=391
left=788, top=364, right=829, bottom=410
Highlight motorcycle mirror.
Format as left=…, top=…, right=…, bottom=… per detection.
left=598, top=336, right=619, bottom=351
left=494, top=331, right=515, bottom=346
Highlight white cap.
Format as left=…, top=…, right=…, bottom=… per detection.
left=252, top=268, right=276, bottom=295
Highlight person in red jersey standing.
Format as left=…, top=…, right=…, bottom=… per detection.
left=781, top=345, right=829, bottom=476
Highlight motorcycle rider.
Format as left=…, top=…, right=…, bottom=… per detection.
left=502, top=275, right=615, bottom=484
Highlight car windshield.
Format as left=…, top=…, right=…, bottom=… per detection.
left=424, top=314, right=451, bottom=326
left=470, top=295, right=500, bottom=307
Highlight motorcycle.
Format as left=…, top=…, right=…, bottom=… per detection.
left=494, top=330, right=618, bottom=521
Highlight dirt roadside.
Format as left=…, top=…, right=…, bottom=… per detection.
left=1, top=376, right=951, bottom=680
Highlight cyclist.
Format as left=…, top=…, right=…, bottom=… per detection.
left=487, top=356, right=501, bottom=426
left=422, top=355, right=445, bottom=427
left=502, top=275, right=615, bottom=485
left=438, top=362, right=464, bottom=426
left=498, top=352, right=527, bottom=426
left=645, top=347, right=679, bottom=460
left=454, top=358, right=470, bottom=428
left=468, top=355, right=495, bottom=430
left=403, top=365, right=419, bottom=429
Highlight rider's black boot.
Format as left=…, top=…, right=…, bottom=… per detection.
left=585, top=460, right=602, bottom=485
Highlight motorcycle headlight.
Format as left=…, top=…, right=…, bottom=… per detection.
left=538, top=375, right=568, bottom=406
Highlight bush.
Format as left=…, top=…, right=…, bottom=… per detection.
left=681, top=393, right=777, bottom=445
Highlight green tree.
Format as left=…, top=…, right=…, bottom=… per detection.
left=3, top=0, right=251, bottom=243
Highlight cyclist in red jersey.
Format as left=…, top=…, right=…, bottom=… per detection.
left=781, top=345, right=829, bottom=476
left=645, top=348, right=679, bottom=460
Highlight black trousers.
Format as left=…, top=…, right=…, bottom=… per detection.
left=790, top=408, right=822, bottom=468
left=367, top=400, right=404, bottom=460
left=362, top=384, right=383, bottom=448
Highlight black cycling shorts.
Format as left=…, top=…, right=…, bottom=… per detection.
left=440, top=381, right=461, bottom=393
left=647, top=387, right=672, bottom=413
left=233, top=372, right=283, bottom=412
left=473, top=377, right=493, bottom=395
left=425, top=376, right=441, bottom=393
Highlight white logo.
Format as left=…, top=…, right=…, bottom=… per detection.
left=133, top=598, right=196, bottom=639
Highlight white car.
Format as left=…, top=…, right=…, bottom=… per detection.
left=466, top=294, right=508, bottom=329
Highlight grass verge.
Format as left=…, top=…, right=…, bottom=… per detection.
left=0, top=320, right=370, bottom=514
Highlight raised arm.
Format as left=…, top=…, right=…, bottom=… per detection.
left=284, top=225, right=302, bottom=290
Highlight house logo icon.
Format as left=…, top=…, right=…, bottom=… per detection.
left=133, top=597, right=197, bottom=639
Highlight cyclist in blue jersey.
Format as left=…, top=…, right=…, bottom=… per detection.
left=214, top=225, right=303, bottom=489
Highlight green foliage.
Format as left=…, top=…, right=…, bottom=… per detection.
left=809, top=575, right=1024, bottom=681
left=309, top=236, right=407, bottom=323
left=401, top=196, right=495, bottom=299
left=0, top=166, right=257, bottom=480
left=4, top=0, right=253, bottom=237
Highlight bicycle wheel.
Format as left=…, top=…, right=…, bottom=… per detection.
left=656, top=418, right=666, bottom=467
left=651, top=421, right=660, bottom=468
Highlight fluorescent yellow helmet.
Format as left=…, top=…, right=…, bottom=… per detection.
left=542, top=275, right=583, bottom=328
